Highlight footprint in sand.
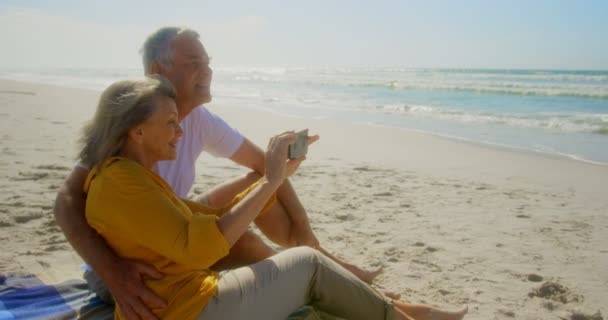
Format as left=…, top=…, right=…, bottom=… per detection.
left=37, top=260, right=51, bottom=268
left=373, top=192, right=393, bottom=197
left=43, top=235, right=67, bottom=245
left=335, top=213, right=355, bottom=221
left=497, top=309, right=516, bottom=318
left=410, top=259, right=442, bottom=272
left=44, top=245, right=67, bottom=252
left=567, top=310, right=604, bottom=320
left=2, top=148, right=17, bottom=156
left=528, top=281, right=583, bottom=304
left=11, top=171, right=49, bottom=181
left=527, top=274, right=544, bottom=282
left=0, top=220, right=14, bottom=227
left=438, top=289, right=451, bottom=296
left=35, top=164, right=70, bottom=171
left=384, top=247, right=399, bottom=256
left=13, top=212, right=44, bottom=224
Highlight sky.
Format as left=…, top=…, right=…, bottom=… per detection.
left=0, top=0, right=607, bottom=70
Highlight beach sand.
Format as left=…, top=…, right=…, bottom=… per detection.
left=1, top=79, right=607, bottom=320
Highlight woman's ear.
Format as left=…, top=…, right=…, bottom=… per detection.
left=127, top=126, right=145, bottom=144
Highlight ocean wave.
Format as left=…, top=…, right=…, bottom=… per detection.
left=214, top=67, right=608, bottom=99
left=594, top=127, right=608, bottom=135
left=374, top=104, right=608, bottom=134
left=356, top=81, right=608, bottom=99
left=216, top=67, right=287, bottom=75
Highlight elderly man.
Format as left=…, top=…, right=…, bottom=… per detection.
left=53, top=26, right=380, bottom=320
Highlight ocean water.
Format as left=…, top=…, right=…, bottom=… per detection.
left=2, top=67, right=608, bottom=165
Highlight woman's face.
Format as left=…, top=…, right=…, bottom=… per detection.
left=139, top=95, right=183, bottom=163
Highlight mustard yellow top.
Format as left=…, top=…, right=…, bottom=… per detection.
left=84, top=157, right=275, bottom=320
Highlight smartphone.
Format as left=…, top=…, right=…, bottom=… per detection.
left=288, top=130, right=308, bottom=159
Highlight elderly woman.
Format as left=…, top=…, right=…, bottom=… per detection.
left=80, top=76, right=467, bottom=320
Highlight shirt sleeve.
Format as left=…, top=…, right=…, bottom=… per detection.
left=86, top=166, right=230, bottom=270
left=199, top=107, right=244, bottom=158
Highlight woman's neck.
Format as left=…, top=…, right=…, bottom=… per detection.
left=119, top=145, right=156, bottom=170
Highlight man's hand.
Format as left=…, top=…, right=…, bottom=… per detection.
left=100, top=259, right=166, bottom=320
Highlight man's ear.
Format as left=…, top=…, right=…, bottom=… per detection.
left=150, top=63, right=162, bottom=75
left=128, top=126, right=145, bottom=144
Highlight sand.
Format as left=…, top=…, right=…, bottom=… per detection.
left=1, top=79, right=607, bottom=320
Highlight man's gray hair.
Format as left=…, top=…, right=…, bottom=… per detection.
left=141, top=26, right=200, bottom=75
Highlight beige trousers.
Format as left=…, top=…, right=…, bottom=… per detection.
left=198, top=246, right=395, bottom=320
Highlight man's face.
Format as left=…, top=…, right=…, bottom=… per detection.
left=161, top=36, right=212, bottom=119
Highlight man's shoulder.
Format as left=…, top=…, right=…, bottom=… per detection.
left=184, top=105, right=210, bottom=122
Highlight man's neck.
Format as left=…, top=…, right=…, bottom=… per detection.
left=177, top=104, right=196, bottom=121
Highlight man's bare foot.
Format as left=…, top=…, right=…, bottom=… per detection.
left=393, top=302, right=468, bottom=320
left=383, top=290, right=401, bottom=300
left=343, top=264, right=383, bottom=283
left=317, top=247, right=383, bottom=283
left=424, top=306, right=468, bottom=320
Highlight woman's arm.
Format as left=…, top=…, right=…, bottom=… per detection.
left=216, top=179, right=278, bottom=245
left=218, top=132, right=303, bottom=245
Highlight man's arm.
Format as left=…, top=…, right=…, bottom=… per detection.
left=53, top=167, right=165, bottom=320
left=229, top=137, right=321, bottom=248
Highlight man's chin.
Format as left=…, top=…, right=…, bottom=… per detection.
left=196, top=94, right=212, bottom=105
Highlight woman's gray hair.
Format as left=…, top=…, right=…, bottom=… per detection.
left=141, top=26, right=200, bottom=75
left=79, top=76, right=176, bottom=167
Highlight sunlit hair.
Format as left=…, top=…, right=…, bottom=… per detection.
left=141, top=26, right=200, bottom=75
left=78, top=76, right=176, bottom=167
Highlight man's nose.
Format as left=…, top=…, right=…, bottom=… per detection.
left=203, top=65, right=212, bottom=76
left=199, top=65, right=212, bottom=81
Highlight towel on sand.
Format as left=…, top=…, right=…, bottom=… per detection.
left=0, top=273, right=112, bottom=319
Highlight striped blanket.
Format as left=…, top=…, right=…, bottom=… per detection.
left=0, top=274, right=113, bottom=320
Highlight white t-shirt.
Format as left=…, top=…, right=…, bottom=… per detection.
left=155, top=106, right=244, bottom=198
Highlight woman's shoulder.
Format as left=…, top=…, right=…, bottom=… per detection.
left=84, top=157, right=153, bottom=193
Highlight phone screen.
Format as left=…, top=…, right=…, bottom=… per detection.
left=288, top=130, right=308, bottom=159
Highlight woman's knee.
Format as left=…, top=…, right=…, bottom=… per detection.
left=281, top=246, right=324, bottom=266
left=245, top=171, right=262, bottom=182
left=232, top=230, right=263, bottom=251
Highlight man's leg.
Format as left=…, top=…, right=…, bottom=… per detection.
left=202, top=171, right=382, bottom=283
left=202, top=172, right=294, bottom=246
left=211, top=230, right=275, bottom=271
